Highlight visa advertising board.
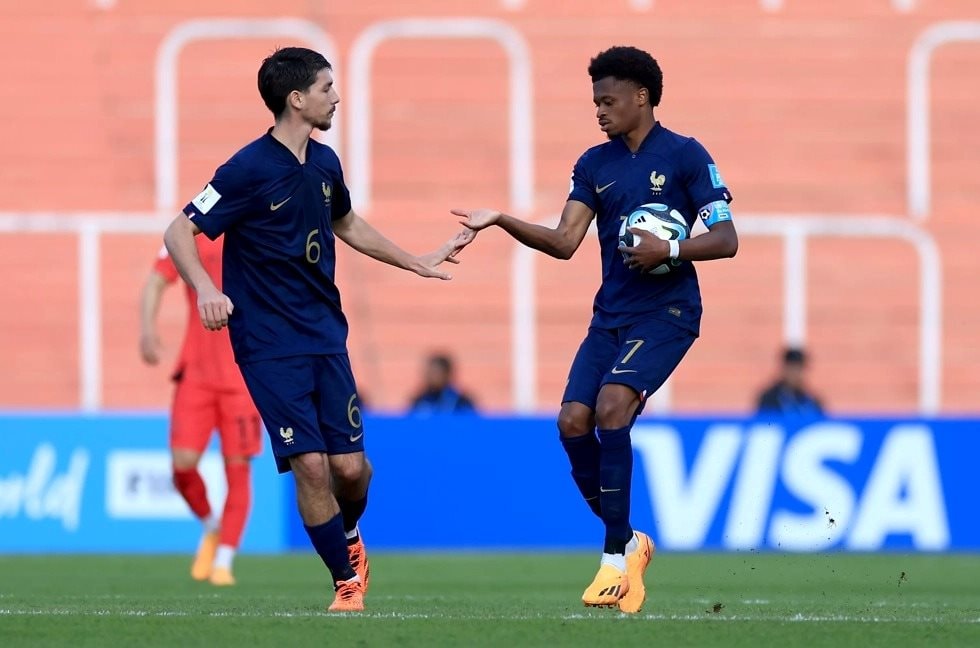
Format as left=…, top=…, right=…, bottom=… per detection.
left=1, top=415, right=977, bottom=553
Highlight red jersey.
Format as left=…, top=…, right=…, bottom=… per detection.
left=153, top=237, right=247, bottom=392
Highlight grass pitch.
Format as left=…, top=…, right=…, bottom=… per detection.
left=1, top=552, right=978, bottom=647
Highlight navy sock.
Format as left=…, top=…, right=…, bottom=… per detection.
left=337, top=494, right=368, bottom=541
left=598, top=425, right=634, bottom=554
left=560, top=431, right=602, bottom=518
left=304, top=513, right=356, bottom=583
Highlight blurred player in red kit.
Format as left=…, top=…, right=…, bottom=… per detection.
left=139, top=236, right=262, bottom=586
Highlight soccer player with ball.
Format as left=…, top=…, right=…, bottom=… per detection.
left=453, top=45, right=738, bottom=612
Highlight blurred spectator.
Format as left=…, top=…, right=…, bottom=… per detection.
left=756, top=347, right=824, bottom=416
left=409, top=353, right=477, bottom=415
left=139, top=238, right=260, bottom=586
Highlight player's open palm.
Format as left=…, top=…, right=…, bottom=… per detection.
left=453, top=208, right=501, bottom=232
left=197, top=285, right=234, bottom=331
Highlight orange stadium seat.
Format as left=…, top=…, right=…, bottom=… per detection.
left=0, top=0, right=977, bottom=413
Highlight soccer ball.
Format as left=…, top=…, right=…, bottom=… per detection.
left=618, top=203, right=690, bottom=275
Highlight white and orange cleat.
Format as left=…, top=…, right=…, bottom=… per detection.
left=347, top=532, right=370, bottom=593
left=327, top=577, right=365, bottom=613
left=618, top=531, right=655, bottom=613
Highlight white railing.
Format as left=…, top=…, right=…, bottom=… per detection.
left=0, top=16, right=963, bottom=414
left=0, top=213, right=169, bottom=411
left=504, top=1, right=918, bottom=12
left=511, top=214, right=943, bottom=415
left=762, top=0, right=917, bottom=11
left=155, top=18, right=339, bottom=212
left=907, top=21, right=980, bottom=219
left=347, top=18, right=533, bottom=216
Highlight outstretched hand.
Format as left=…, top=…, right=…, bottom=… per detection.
left=452, top=208, right=501, bottom=232
left=415, top=228, right=478, bottom=280
left=620, top=227, right=670, bottom=271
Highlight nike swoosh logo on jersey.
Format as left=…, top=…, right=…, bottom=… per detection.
left=349, top=432, right=364, bottom=443
left=596, top=181, right=617, bottom=193
left=270, top=196, right=292, bottom=211
left=599, top=487, right=621, bottom=493
left=610, top=367, right=637, bottom=374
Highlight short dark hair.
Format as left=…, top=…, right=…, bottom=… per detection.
left=428, top=353, right=453, bottom=374
left=783, top=347, right=808, bottom=365
left=588, top=46, right=663, bottom=107
left=257, top=47, right=331, bottom=119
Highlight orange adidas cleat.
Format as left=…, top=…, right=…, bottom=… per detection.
left=618, top=531, right=655, bottom=613
left=581, top=564, right=629, bottom=608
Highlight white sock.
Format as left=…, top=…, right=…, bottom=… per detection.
left=345, top=526, right=359, bottom=542
left=625, top=533, right=639, bottom=554
left=600, top=552, right=627, bottom=572
left=202, top=514, right=219, bottom=534
left=213, top=544, right=235, bottom=571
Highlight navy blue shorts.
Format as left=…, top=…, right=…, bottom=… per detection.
left=240, top=354, right=365, bottom=473
left=562, top=319, right=697, bottom=411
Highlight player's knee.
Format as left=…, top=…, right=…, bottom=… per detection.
left=594, top=395, right=637, bottom=429
left=289, top=453, right=331, bottom=488
left=171, top=449, right=200, bottom=472
left=558, top=410, right=592, bottom=438
left=330, top=455, right=366, bottom=487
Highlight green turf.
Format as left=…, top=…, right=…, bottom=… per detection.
left=1, top=553, right=978, bottom=647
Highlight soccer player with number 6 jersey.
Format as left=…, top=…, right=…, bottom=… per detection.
left=164, top=47, right=473, bottom=613
left=453, top=46, right=739, bottom=612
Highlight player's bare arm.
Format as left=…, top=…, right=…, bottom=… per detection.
left=622, top=220, right=738, bottom=272
left=163, top=214, right=234, bottom=331
left=139, top=270, right=169, bottom=365
left=333, top=210, right=472, bottom=280
left=453, top=199, right=595, bottom=260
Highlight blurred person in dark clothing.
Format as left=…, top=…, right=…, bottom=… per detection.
left=756, top=347, right=824, bottom=416
left=409, top=353, right=476, bottom=415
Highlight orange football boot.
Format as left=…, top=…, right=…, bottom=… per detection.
left=582, top=564, right=629, bottom=608
left=190, top=531, right=219, bottom=581
left=347, top=533, right=370, bottom=593
left=618, top=531, right=655, bottom=613
left=327, top=577, right=365, bottom=612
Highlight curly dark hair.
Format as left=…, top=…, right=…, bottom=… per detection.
left=588, top=46, right=663, bottom=107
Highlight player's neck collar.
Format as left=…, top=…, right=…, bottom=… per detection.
left=619, top=121, right=663, bottom=154
left=265, top=127, right=313, bottom=165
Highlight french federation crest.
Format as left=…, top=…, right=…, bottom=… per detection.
left=650, top=171, right=666, bottom=193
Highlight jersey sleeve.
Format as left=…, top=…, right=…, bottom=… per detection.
left=151, top=244, right=179, bottom=284
left=681, top=139, right=733, bottom=210
left=566, top=150, right=598, bottom=211
left=183, top=159, right=255, bottom=240
left=331, top=158, right=353, bottom=221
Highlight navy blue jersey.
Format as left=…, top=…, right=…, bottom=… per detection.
left=184, top=131, right=353, bottom=364
left=567, top=123, right=732, bottom=334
